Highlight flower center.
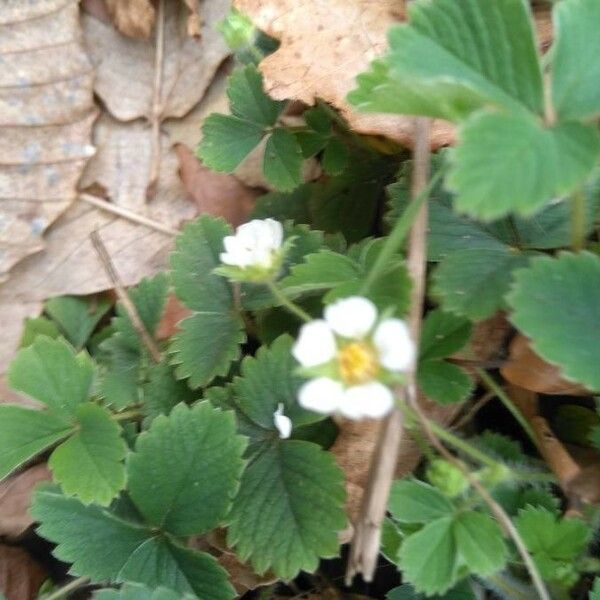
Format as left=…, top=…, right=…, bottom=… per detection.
left=338, top=342, right=379, bottom=385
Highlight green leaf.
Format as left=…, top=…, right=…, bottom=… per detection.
left=227, top=440, right=346, bottom=579
left=19, top=317, right=59, bottom=348
left=228, top=65, right=283, bottom=126
left=432, top=247, right=531, bottom=320
left=170, top=216, right=245, bottom=388
left=94, top=583, right=196, bottom=600
left=32, top=486, right=235, bottom=599
left=387, top=581, right=476, bottom=600
left=453, top=512, right=508, bottom=577
left=448, top=113, right=600, bottom=220
left=8, top=337, right=93, bottom=418
left=250, top=185, right=312, bottom=224
left=127, top=402, right=246, bottom=537
left=418, top=360, right=473, bottom=405
left=381, top=518, right=403, bottom=564
left=508, top=252, right=600, bottom=392
left=420, top=310, right=472, bottom=361
left=99, top=337, right=142, bottom=410
left=388, top=479, right=454, bottom=523
left=322, top=137, right=349, bottom=176
left=49, top=403, right=126, bottom=506
left=45, top=296, right=111, bottom=349
left=349, top=0, right=543, bottom=120
left=590, top=578, right=600, bottom=600
left=198, top=114, right=264, bottom=172
left=263, top=128, right=303, bottom=191
left=398, top=517, right=458, bottom=596
left=552, top=0, right=600, bottom=121
left=473, top=431, right=523, bottom=463
left=0, top=406, right=72, bottom=480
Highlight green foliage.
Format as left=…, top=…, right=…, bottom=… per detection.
left=263, top=127, right=303, bottom=191
left=508, top=252, right=600, bottom=392
left=95, top=583, right=196, bottom=600
left=387, top=582, right=476, bottom=599
left=389, top=479, right=454, bottom=523
left=19, top=316, right=59, bottom=348
left=591, top=578, right=600, bottom=600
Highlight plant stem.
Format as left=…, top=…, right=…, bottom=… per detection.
left=44, top=577, right=89, bottom=600
left=571, top=187, right=586, bottom=251
left=266, top=281, right=311, bottom=322
left=112, top=409, right=142, bottom=422
left=477, top=369, right=537, bottom=447
left=360, top=167, right=444, bottom=295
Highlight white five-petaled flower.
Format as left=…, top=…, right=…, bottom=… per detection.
left=273, top=403, right=292, bottom=439
left=220, top=218, right=283, bottom=270
left=292, top=296, right=415, bottom=420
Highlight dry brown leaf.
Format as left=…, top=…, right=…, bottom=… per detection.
left=0, top=0, right=96, bottom=283
left=218, top=553, right=278, bottom=596
left=0, top=464, right=51, bottom=539
left=156, top=294, right=192, bottom=341
left=0, top=545, right=47, bottom=600
left=105, top=0, right=155, bottom=38
left=501, top=334, right=589, bottom=396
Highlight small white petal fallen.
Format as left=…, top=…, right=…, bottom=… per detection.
left=324, top=296, right=377, bottom=339
left=273, top=403, right=292, bottom=439
left=373, top=318, right=415, bottom=372
left=298, top=377, right=343, bottom=414
left=292, top=320, right=337, bottom=367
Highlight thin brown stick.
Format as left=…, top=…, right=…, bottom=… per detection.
left=80, top=194, right=178, bottom=236
left=90, top=231, right=162, bottom=363
left=346, top=117, right=431, bottom=583
left=147, top=0, right=165, bottom=198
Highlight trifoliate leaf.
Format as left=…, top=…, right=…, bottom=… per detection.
left=398, top=517, right=458, bottom=596
left=508, top=252, right=600, bottom=392
left=432, top=247, right=531, bottom=320
left=198, top=114, right=265, bottom=172
left=420, top=310, right=472, bottom=361
left=591, top=578, right=600, bottom=600
left=19, top=316, right=60, bottom=348
left=263, top=128, right=303, bottom=191
left=48, top=403, right=126, bottom=506
left=322, top=137, right=349, bottom=176
left=95, top=583, right=196, bottom=600
left=552, top=0, right=600, bottom=121
left=448, top=113, right=600, bottom=220
left=296, top=130, right=329, bottom=159
left=170, top=216, right=245, bottom=388
left=8, top=337, right=93, bottom=418
left=227, top=440, right=346, bottom=579
left=228, top=65, right=283, bottom=126
left=517, top=488, right=561, bottom=515
left=387, top=581, right=476, bottom=600
left=349, top=0, right=543, bottom=120
left=453, top=512, right=508, bottom=577
left=418, top=360, right=473, bottom=405
left=472, top=431, right=523, bottom=463
left=45, top=296, right=111, bottom=349
left=98, top=338, right=140, bottom=410
left=388, top=479, right=454, bottom=523
left=127, top=402, right=246, bottom=537
left=0, top=406, right=72, bottom=480
left=32, top=486, right=235, bottom=599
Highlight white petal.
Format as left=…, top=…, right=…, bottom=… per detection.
left=373, top=319, right=416, bottom=372
left=340, top=382, right=394, bottom=419
left=292, top=320, right=337, bottom=367
left=273, top=405, right=292, bottom=439
left=324, top=296, right=377, bottom=339
left=298, top=377, right=343, bottom=414
left=221, top=236, right=252, bottom=267
left=265, top=218, right=284, bottom=248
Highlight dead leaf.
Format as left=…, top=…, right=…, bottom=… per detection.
left=0, top=0, right=96, bottom=282
left=174, top=144, right=257, bottom=226
left=0, top=545, right=47, bottom=600
left=453, top=313, right=511, bottom=370
left=218, top=553, right=277, bottom=596
left=501, top=334, right=589, bottom=396
left=0, top=465, right=51, bottom=539
left=105, top=0, right=155, bottom=38
left=155, top=294, right=192, bottom=340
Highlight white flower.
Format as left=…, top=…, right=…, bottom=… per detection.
left=292, top=296, right=415, bottom=420
left=220, top=218, right=283, bottom=269
left=273, top=403, right=292, bottom=439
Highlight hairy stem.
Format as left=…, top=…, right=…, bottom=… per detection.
left=44, top=577, right=89, bottom=600
left=571, top=187, right=586, bottom=251
left=266, top=281, right=311, bottom=322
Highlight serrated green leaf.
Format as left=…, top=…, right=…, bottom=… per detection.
left=398, top=517, right=458, bottom=596
left=198, top=114, right=264, bottom=172
left=94, top=583, right=196, bottom=600
left=387, top=581, right=476, bottom=600
left=19, top=317, right=60, bottom=348
left=453, top=512, right=508, bottom=577
left=322, top=137, right=349, bottom=176
left=552, top=0, right=600, bottom=121
left=228, top=65, right=283, bottom=126
left=8, top=337, right=93, bottom=418
left=420, top=310, right=472, bottom=361
left=432, top=247, right=531, bottom=320
left=127, top=402, right=246, bottom=537
left=418, top=360, right=473, bottom=405
left=381, top=517, right=403, bottom=564
left=349, top=0, right=543, bottom=120
left=448, top=113, right=600, bottom=220
left=472, top=431, right=523, bottom=463
left=590, top=578, right=600, bottom=600
left=99, top=337, right=141, bottom=410
left=508, top=252, right=600, bottom=392
left=296, top=130, right=329, bottom=158
left=170, top=216, right=245, bottom=388
left=389, top=479, right=454, bottom=523
left=45, top=296, right=111, bottom=349
left=227, top=440, right=346, bottom=579
left=49, top=403, right=126, bottom=506
left=250, top=185, right=312, bottom=224
left=0, top=406, right=72, bottom=480
left=263, top=128, right=303, bottom=191
left=304, top=106, right=332, bottom=134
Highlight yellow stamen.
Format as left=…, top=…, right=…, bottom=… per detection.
left=338, top=342, right=379, bottom=385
